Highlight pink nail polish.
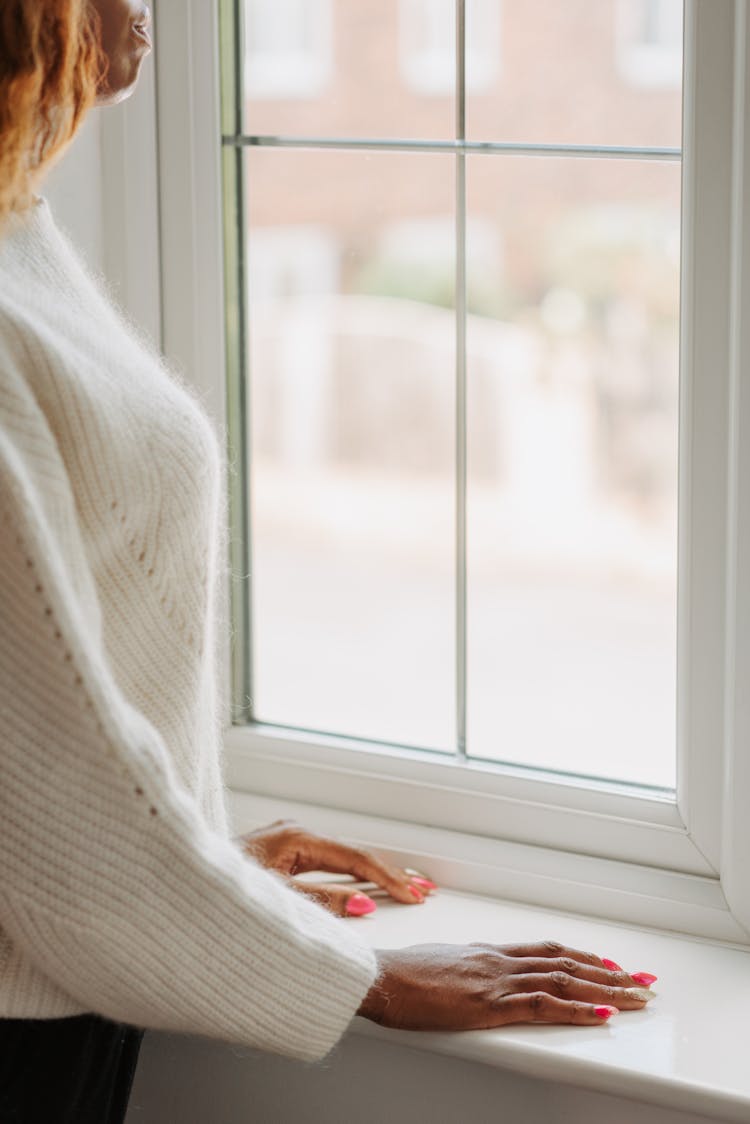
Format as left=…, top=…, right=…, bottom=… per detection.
left=602, top=959, right=622, bottom=972
left=407, top=885, right=423, bottom=900
left=411, top=877, right=437, bottom=890
left=346, top=893, right=377, bottom=917
left=631, top=972, right=658, bottom=987
left=594, top=1006, right=619, bottom=1020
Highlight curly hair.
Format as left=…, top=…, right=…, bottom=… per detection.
left=0, top=0, right=104, bottom=226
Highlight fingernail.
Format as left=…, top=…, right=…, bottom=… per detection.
left=631, top=972, right=658, bottom=987
left=602, top=959, right=622, bottom=972
left=411, top=877, right=437, bottom=890
left=346, top=893, right=377, bottom=916
left=407, top=885, right=423, bottom=900
left=594, top=1006, right=619, bottom=1020
left=626, top=988, right=654, bottom=1002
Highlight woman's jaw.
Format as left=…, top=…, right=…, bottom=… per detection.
left=94, top=1, right=152, bottom=106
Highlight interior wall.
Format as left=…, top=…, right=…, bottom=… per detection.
left=41, top=82, right=161, bottom=349
left=43, top=115, right=104, bottom=274
left=125, top=1029, right=728, bottom=1124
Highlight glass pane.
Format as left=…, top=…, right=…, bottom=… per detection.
left=243, top=0, right=454, bottom=139
left=466, top=155, right=680, bottom=788
left=467, top=0, right=683, bottom=149
left=246, top=148, right=455, bottom=749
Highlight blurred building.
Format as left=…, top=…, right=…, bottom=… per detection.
left=244, top=0, right=682, bottom=539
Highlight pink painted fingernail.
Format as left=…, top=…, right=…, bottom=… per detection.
left=346, top=893, right=377, bottom=917
left=411, top=877, right=437, bottom=890
left=594, top=1006, right=619, bottom=1020
left=602, top=959, right=622, bottom=972
left=407, top=885, right=423, bottom=900
left=631, top=972, right=658, bottom=987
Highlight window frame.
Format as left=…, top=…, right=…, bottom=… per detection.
left=105, top=0, right=750, bottom=943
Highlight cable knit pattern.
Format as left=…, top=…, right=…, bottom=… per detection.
left=0, top=200, right=377, bottom=1059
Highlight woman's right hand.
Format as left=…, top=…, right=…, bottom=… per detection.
left=357, top=941, right=655, bottom=1029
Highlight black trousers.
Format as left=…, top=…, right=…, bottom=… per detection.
left=0, top=1014, right=144, bottom=1124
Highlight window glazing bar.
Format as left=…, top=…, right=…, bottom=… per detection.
left=223, top=135, right=682, bottom=162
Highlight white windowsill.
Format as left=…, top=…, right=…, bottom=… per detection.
left=229, top=789, right=750, bottom=1124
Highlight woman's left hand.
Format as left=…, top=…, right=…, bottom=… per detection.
left=234, top=819, right=436, bottom=917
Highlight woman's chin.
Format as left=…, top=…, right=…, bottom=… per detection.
left=95, top=58, right=146, bottom=106
left=95, top=84, right=135, bottom=107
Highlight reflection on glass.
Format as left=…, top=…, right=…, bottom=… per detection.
left=243, top=0, right=454, bottom=139
left=246, top=148, right=456, bottom=749
left=466, top=0, right=683, bottom=148
left=466, top=156, right=680, bottom=788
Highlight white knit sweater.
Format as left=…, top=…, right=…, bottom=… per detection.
left=0, top=199, right=378, bottom=1060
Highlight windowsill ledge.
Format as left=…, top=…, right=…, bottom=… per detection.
left=349, top=891, right=749, bottom=1124
left=229, top=790, right=750, bottom=1124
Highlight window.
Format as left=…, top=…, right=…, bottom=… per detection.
left=139, top=0, right=750, bottom=943
left=230, top=0, right=682, bottom=788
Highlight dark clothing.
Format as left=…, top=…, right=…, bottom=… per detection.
left=0, top=1014, right=144, bottom=1124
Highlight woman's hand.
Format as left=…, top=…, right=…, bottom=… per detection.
left=234, top=819, right=436, bottom=917
left=358, top=941, right=656, bottom=1029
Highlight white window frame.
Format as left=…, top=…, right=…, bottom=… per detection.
left=103, top=0, right=750, bottom=944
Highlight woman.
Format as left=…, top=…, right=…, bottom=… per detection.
left=0, top=3, right=655, bottom=1121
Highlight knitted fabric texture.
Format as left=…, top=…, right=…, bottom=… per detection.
left=0, top=200, right=377, bottom=1060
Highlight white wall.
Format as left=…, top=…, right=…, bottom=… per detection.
left=126, top=1030, right=727, bottom=1124
left=43, top=54, right=161, bottom=345
left=44, top=115, right=105, bottom=274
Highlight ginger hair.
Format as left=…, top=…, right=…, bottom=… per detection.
left=0, top=0, right=104, bottom=225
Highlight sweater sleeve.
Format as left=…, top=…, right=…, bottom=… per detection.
left=0, top=384, right=378, bottom=1061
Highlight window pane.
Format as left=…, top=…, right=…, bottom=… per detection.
left=467, top=0, right=683, bottom=148
left=246, top=148, right=456, bottom=749
left=466, top=155, right=680, bottom=788
left=243, top=0, right=454, bottom=139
